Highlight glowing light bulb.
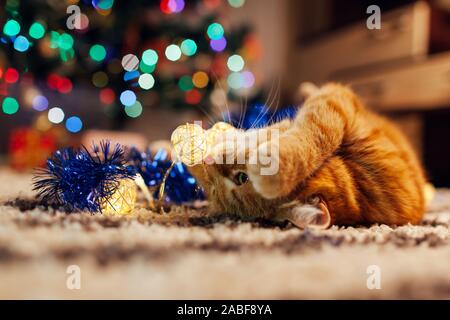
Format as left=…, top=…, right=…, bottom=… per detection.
left=227, top=54, right=245, bottom=72
left=48, top=107, right=65, bottom=124
left=171, top=123, right=208, bottom=166
left=138, top=73, right=155, bottom=90
left=100, top=179, right=137, bottom=216
left=165, top=44, right=182, bottom=61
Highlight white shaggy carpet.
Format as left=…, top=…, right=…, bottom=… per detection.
left=0, top=168, right=449, bottom=299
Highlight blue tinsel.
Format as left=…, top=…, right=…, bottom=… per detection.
left=127, top=147, right=204, bottom=204
left=226, top=105, right=298, bottom=129
left=33, top=105, right=290, bottom=211
left=33, top=141, right=135, bottom=212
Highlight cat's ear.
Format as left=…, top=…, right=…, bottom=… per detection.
left=286, top=200, right=331, bottom=229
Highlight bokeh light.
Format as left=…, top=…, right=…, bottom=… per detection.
left=241, top=70, right=255, bottom=88
left=210, top=37, right=227, bottom=52
left=227, top=72, right=244, bottom=89
left=124, top=70, right=140, bottom=82
left=165, top=44, right=182, bottom=61
left=204, top=0, right=221, bottom=10
left=2, top=97, right=19, bottom=115
left=29, top=22, right=46, bottom=39
left=93, top=0, right=115, bottom=10
left=138, top=73, right=155, bottom=90
left=160, top=0, right=185, bottom=14
left=120, top=90, right=137, bottom=106
left=4, top=68, right=19, bottom=84
left=57, top=78, right=73, bottom=94
left=32, top=95, right=49, bottom=111
left=3, top=19, right=20, bottom=37
left=122, top=53, right=139, bottom=71
left=47, top=74, right=60, bottom=89
left=181, top=39, right=197, bottom=56
left=178, top=75, right=194, bottom=91
left=124, top=101, right=143, bottom=118
left=99, top=88, right=115, bottom=105
left=13, top=36, right=30, bottom=52
left=92, top=71, right=109, bottom=87
left=185, top=89, right=202, bottom=104
left=207, top=22, right=224, bottom=40
left=89, top=44, right=107, bottom=62
left=227, top=54, right=245, bottom=72
left=58, top=33, right=74, bottom=50
left=228, top=0, right=246, bottom=8
left=192, top=71, right=209, bottom=88
left=48, top=107, right=65, bottom=124
left=139, top=60, right=156, bottom=73
left=65, top=116, right=83, bottom=133
left=76, top=14, right=90, bottom=31
left=142, top=49, right=158, bottom=66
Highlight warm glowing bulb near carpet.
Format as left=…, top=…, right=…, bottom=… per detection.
left=101, top=179, right=137, bottom=215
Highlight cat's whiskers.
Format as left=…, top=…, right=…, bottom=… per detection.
left=264, top=77, right=282, bottom=125
left=248, top=76, right=281, bottom=129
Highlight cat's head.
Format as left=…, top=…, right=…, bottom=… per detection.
left=186, top=126, right=286, bottom=219
left=189, top=160, right=284, bottom=219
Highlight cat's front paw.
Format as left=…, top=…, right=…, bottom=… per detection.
left=247, top=141, right=289, bottom=199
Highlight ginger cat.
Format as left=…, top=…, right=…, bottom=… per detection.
left=186, top=83, right=428, bottom=229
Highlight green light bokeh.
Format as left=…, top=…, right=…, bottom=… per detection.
left=29, top=22, right=45, bottom=39
left=125, top=101, right=143, bottom=118
left=181, top=39, right=197, bottom=56
left=142, top=49, right=158, bottom=66
left=139, top=60, right=156, bottom=73
left=178, top=75, right=194, bottom=91
left=89, top=44, right=107, bottom=62
left=207, top=23, right=224, bottom=40
left=58, top=33, right=74, bottom=50
left=2, top=97, right=19, bottom=115
left=3, top=19, right=20, bottom=37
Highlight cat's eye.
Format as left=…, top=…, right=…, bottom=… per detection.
left=233, top=171, right=249, bottom=186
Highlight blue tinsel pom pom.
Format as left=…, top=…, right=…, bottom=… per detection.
left=127, top=147, right=204, bottom=204
left=33, top=141, right=135, bottom=212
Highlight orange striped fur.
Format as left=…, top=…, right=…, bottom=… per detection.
left=188, top=83, right=427, bottom=228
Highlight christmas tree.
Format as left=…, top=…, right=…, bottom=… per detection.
left=1, top=0, right=261, bottom=132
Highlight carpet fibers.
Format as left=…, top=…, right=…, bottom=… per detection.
left=0, top=169, right=449, bottom=299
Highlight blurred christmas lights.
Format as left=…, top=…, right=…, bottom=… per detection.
left=138, top=73, right=155, bottom=90
left=29, top=22, right=46, bottom=39
left=122, top=54, right=140, bottom=71
left=65, top=116, right=83, bottom=133
left=181, top=39, right=197, bottom=56
left=124, top=101, right=143, bottom=118
left=120, top=90, right=137, bottom=106
left=89, top=44, right=107, bottom=62
left=48, top=107, right=65, bottom=124
left=165, top=44, right=182, bottom=61
left=2, top=97, right=19, bottom=115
